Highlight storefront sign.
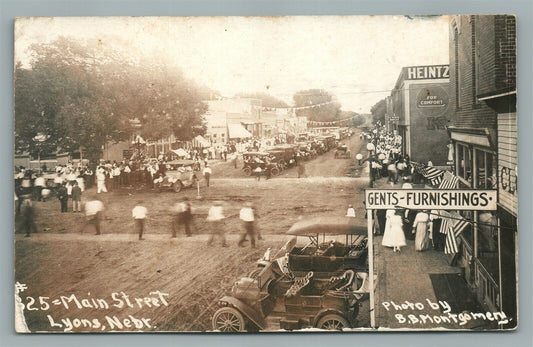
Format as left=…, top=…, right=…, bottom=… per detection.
left=416, top=86, right=449, bottom=109
left=365, top=189, right=497, bottom=210
left=499, top=166, right=517, bottom=195
left=406, top=65, right=450, bottom=80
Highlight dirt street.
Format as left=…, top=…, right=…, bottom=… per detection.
left=15, top=131, right=370, bottom=332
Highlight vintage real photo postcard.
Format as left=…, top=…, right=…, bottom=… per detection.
left=13, top=15, right=517, bottom=332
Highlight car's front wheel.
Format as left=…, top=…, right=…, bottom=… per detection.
left=316, top=314, right=350, bottom=330
left=212, top=307, right=246, bottom=332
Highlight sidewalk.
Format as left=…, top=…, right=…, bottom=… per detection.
left=371, top=176, right=488, bottom=330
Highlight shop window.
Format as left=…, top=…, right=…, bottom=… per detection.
left=456, top=143, right=472, bottom=184
left=475, top=149, right=497, bottom=189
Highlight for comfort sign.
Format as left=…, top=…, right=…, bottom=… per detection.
left=365, top=189, right=497, bottom=210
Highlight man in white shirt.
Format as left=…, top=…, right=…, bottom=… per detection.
left=203, top=164, right=212, bottom=187
left=33, top=174, right=46, bottom=201
left=206, top=201, right=227, bottom=247
left=83, top=198, right=104, bottom=235
left=132, top=202, right=148, bottom=240
left=96, top=167, right=107, bottom=193
left=238, top=202, right=256, bottom=248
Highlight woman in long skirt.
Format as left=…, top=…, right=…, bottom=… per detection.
left=382, top=209, right=407, bottom=252
left=412, top=210, right=431, bottom=251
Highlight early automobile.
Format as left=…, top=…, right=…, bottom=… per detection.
left=154, top=159, right=199, bottom=192
left=267, top=145, right=298, bottom=169
left=334, top=144, right=351, bottom=159
left=241, top=152, right=281, bottom=177
left=211, top=217, right=372, bottom=332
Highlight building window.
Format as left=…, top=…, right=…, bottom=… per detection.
left=474, top=148, right=497, bottom=189
left=456, top=143, right=472, bottom=184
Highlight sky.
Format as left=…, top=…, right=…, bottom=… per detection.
left=15, top=15, right=450, bottom=113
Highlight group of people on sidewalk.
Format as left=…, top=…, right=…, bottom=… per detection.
left=378, top=208, right=432, bottom=253
left=371, top=193, right=435, bottom=253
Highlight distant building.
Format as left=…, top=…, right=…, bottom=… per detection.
left=391, top=64, right=452, bottom=165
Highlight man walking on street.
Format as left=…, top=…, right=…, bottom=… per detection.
left=207, top=201, right=227, bottom=247
left=238, top=202, right=256, bottom=248
left=203, top=164, right=212, bottom=187
left=132, top=201, right=148, bottom=240
left=172, top=197, right=192, bottom=237
left=82, top=197, right=104, bottom=235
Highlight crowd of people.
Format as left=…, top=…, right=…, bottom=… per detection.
left=360, top=124, right=415, bottom=187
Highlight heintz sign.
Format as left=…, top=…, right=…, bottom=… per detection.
left=406, top=65, right=449, bottom=80
left=365, top=189, right=497, bottom=210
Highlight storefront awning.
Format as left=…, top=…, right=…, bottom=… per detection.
left=171, top=148, right=188, bottom=157
left=228, top=124, right=252, bottom=139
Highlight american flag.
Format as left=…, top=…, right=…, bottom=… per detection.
left=438, top=171, right=459, bottom=189
left=412, top=162, right=445, bottom=186
left=443, top=214, right=471, bottom=254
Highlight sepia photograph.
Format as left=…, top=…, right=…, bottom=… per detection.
left=13, top=15, right=517, bottom=332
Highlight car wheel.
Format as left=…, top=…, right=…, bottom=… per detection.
left=316, top=314, right=351, bottom=330
left=270, top=167, right=280, bottom=176
left=243, top=167, right=252, bottom=176
left=173, top=181, right=183, bottom=193
left=212, top=307, right=246, bottom=332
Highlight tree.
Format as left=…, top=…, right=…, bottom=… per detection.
left=293, top=89, right=342, bottom=123
left=15, top=36, right=208, bottom=164
left=370, top=98, right=387, bottom=124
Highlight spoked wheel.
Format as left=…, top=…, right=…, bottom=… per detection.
left=243, top=167, right=252, bottom=176
left=212, top=307, right=246, bottom=332
left=173, top=181, right=183, bottom=193
left=270, top=167, right=280, bottom=176
left=316, top=314, right=351, bottom=330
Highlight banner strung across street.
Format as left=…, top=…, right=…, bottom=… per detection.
left=365, top=189, right=497, bottom=210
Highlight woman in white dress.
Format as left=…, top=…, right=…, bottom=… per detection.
left=382, top=209, right=407, bottom=252
left=412, top=210, right=431, bottom=251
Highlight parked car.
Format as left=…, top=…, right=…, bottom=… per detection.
left=154, top=160, right=198, bottom=192
left=211, top=217, right=373, bottom=332
left=268, top=145, right=297, bottom=168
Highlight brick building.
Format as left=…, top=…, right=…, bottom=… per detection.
left=448, top=15, right=516, bottom=328
left=390, top=64, right=452, bottom=166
